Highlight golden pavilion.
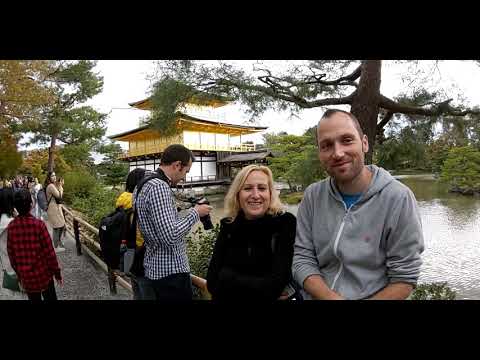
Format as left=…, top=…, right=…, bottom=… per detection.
left=109, top=96, right=272, bottom=185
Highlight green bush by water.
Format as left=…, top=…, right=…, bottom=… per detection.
left=186, top=224, right=220, bottom=279
left=410, top=282, right=456, bottom=300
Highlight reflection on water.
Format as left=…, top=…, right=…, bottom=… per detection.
left=399, top=177, right=480, bottom=300
left=208, top=175, right=480, bottom=299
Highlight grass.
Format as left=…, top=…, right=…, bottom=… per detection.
left=280, top=191, right=304, bottom=204
left=391, top=168, right=431, bottom=175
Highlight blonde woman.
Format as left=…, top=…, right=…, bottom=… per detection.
left=206, top=164, right=299, bottom=301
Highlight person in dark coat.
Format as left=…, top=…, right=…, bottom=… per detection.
left=206, top=164, right=298, bottom=302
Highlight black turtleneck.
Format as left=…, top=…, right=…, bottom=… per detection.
left=206, top=211, right=296, bottom=301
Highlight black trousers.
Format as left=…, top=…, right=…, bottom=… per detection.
left=145, top=273, right=193, bottom=301
left=26, top=280, right=57, bottom=301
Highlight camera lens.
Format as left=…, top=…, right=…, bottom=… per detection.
left=200, top=214, right=213, bottom=230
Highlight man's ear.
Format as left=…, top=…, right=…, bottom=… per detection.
left=361, top=134, right=369, bottom=154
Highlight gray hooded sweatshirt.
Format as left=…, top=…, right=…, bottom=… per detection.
left=292, top=165, right=424, bottom=300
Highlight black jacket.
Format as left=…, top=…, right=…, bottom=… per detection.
left=206, top=211, right=297, bottom=302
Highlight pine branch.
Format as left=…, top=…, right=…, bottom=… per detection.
left=380, top=95, right=480, bottom=117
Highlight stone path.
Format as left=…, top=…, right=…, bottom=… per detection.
left=0, top=223, right=132, bottom=300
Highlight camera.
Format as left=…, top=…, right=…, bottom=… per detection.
left=185, top=196, right=214, bottom=230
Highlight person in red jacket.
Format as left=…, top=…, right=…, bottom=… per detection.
left=7, top=189, right=63, bottom=301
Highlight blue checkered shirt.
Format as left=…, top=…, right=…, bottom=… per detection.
left=133, top=178, right=199, bottom=280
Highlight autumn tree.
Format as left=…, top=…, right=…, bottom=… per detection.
left=0, top=60, right=55, bottom=131
left=18, top=148, right=70, bottom=181
left=147, top=60, right=480, bottom=163
left=0, top=128, right=22, bottom=179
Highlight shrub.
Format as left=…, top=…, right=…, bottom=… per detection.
left=71, top=184, right=120, bottom=227
left=63, top=168, right=98, bottom=203
left=410, top=282, right=456, bottom=300
left=281, top=192, right=304, bottom=205
left=186, top=224, right=220, bottom=279
left=440, top=146, right=480, bottom=194
left=186, top=224, right=220, bottom=300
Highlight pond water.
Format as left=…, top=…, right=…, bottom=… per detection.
left=207, top=175, right=480, bottom=299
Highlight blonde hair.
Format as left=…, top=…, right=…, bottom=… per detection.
left=224, top=164, right=284, bottom=221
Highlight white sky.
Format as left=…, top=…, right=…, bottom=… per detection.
left=31, top=60, right=480, bottom=152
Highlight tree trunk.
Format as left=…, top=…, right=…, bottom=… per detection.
left=287, top=179, right=293, bottom=192
left=350, top=60, right=382, bottom=164
left=47, top=133, right=57, bottom=172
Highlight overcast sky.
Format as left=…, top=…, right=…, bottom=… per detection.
left=78, top=60, right=480, bottom=149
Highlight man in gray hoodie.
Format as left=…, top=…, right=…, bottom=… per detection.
left=292, top=109, right=424, bottom=300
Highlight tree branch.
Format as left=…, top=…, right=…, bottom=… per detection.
left=304, top=64, right=362, bottom=87
left=379, top=95, right=480, bottom=117
left=211, top=79, right=354, bottom=108
left=57, top=136, right=72, bottom=145
left=376, top=111, right=394, bottom=133
left=309, top=93, right=354, bottom=107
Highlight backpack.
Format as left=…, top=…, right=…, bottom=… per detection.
left=37, top=189, right=49, bottom=211
left=98, top=207, right=132, bottom=270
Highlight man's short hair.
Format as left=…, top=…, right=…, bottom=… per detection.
left=161, top=144, right=195, bottom=166
left=319, top=109, right=364, bottom=138
left=13, top=189, right=32, bottom=216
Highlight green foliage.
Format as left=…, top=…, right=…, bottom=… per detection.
left=186, top=224, right=220, bottom=279
left=375, top=137, right=402, bottom=170
left=266, top=128, right=325, bottom=190
left=150, top=60, right=480, bottom=161
left=152, top=60, right=360, bottom=122
left=410, top=282, right=456, bottom=300
left=149, top=78, right=196, bottom=136
left=63, top=168, right=120, bottom=225
left=59, top=166, right=120, bottom=229
left=96, top=142, right=129, bottom=188
left=62, top=168, right=98, bottom=203
left=280, top=192, right=304, bottom=204
left=25, top=60, right=105, bottom=172
left=440, top=146, right=480, bottom=194
left=53, top=60, right=104, bottom=102
left=57, top=106, right=107, bottom=146
left=71, top=185, right=120, bottom=227
left=424, top=136, right=454, bottom=174
left=60, top=143, right=95, bottom=170
left=375, top=123, right=428, bottom=171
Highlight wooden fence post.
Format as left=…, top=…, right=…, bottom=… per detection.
left=108, top=267, right=117, bottom=295
left=73, top=219, right=82, bottom=256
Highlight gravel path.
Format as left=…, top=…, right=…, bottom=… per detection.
left=0, top=222, right=132, bottom=300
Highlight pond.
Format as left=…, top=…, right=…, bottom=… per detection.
left=207, top=175, right=480, bottom=300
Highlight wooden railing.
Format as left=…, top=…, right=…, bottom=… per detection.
left=61, top=205, right=211, bottom=299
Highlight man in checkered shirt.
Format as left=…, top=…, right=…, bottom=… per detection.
left=133, top=144, right=212, bottom=301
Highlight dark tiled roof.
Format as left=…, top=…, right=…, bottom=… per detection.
left=217, top=151, right=273, bottom=163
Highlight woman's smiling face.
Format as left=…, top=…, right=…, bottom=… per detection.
left=238, top=170, right=271, bottom=220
